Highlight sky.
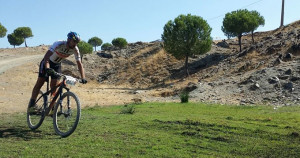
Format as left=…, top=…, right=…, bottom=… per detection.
left=0, top=0, right=299, bottom=49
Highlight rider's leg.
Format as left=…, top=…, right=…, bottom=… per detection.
left=49, top=61, right=61, bottom=97
left=46, top=61, right=61, bottom=113
left=47, top=79, right=59, bottom=115
left=29, top=59, right=46, bottom=107
left=50, top=79, right=59, bottom=96
left=29, top=77, right=46, bottom=107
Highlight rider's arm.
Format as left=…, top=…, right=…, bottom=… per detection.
left=74, top=47, right=85, bottom=79
left=76, top=60, right=86, bottom=79
left=44, top=50, right=54, bottom=69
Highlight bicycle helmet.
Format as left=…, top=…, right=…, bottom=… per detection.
left=67, top=31, right=81, bottom=42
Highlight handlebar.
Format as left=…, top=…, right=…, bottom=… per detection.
left=46, top=68, right=86, bottom=84
left=52, top=72, right=84, bottom=85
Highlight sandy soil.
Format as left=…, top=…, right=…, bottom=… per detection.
left=0, top=47, right=168, bottom=114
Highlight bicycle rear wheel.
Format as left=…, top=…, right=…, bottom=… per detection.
left=27, top=91, right=47, bottom=130
left=53, top=91, right=81, bottom=137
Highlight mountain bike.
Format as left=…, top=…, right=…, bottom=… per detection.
left=26, top=72, right=83, bottom=137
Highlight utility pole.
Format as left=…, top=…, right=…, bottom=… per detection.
left=280, top=0, right=285, bottom=27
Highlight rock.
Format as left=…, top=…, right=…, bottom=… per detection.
left=285, top=69, right=292, bottom=75
left=266, top=47, right=277, bottom=54
left=268, top=76, right=280, bottom=84
left=291, top=43, right=300, bottom=55
left=160, top=91, right=174, bottom=97
left=129, top=90, right=139, bottom=94
left=273, top=58, right=283, bottom=66
left=208, top=82, right=215, bottom=87
left=284, top=53, right=293, bottom=60
left=278, top=75, right=289, bottom=80
left=184, top=82, right=198, bottom=92
left=240, top=77, right=255, bottom=85
left=98, top=73, right=110, bottom=82
left=250, top=83, right=260, bottom=90
left=97, top=52, right=113, bottom=58
left=132, top=98, right=142, bottom=103
left=260, top=69, right=267, bottom=74
left=216, top=40, right=230, bottom=48
left=290, top=76, right=300, bottom=82
left=283, top=82, right=293, bottom=90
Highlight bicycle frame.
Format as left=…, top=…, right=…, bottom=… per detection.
left=37, top=76, right=71, bottom=115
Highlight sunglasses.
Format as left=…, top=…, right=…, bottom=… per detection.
left=71, top=36, right=79, bottom=42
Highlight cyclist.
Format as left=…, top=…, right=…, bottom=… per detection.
left=28, top=31, right=87, bottom=113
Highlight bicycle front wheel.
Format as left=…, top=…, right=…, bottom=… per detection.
left=27, top=91, right=47, bottom=130
left=53, top=91, right=81, bottom=137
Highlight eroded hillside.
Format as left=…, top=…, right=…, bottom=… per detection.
left=63, top=20, right=300, bottom=106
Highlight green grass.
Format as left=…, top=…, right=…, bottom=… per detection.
left=1, top=102, right=300, bottom=157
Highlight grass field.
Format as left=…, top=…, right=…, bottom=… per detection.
left=1, top=102, right=300, bottom=157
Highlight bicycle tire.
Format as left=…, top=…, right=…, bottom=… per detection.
left=53, top=91, right=81, bottom=137
left=27, top=90, right=47, bottom=130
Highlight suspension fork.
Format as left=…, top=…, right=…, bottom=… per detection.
left=57, top=84, right=71, bottom=112
left=64, top=87, right=71, bottom=111
left=43, top=76, right=50, bottom=109
left=58, top=88, right=64, bottom=112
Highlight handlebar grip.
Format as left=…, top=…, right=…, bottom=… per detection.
left=79, top=79, right=87, bottom=84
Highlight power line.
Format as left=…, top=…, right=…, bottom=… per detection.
left=241, top=0, right=265, bottom=9
left=207, top=0, right=265, bottom=21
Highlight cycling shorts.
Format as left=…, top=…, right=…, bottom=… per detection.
left=38, top=59, right=62, bottom=79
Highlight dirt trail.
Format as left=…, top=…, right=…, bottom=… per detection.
left=0, top=55, right=43, bottom=74
left=0, top=50, right=44, bottom=114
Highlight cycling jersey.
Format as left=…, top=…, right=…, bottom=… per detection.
left=49, top=41, right=81, bottom=63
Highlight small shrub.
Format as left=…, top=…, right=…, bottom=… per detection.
left=77, top=41, right=93, bottom=56
left=120, top=105, right=135, bottom=114
left=101, top=42, right=113, bottom=50
left=88, top=37, right=103, bottom=52
left=180, top=91, right=189, bottom=103
left=112, top=37, right=128, bottom=49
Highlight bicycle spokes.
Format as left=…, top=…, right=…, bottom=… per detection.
left=53, top=91, right=81, bottom=137
left=27, top=91, right=47, bottom=130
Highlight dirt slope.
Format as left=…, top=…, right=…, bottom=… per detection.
left=71, top=20, right=300, bottom=106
